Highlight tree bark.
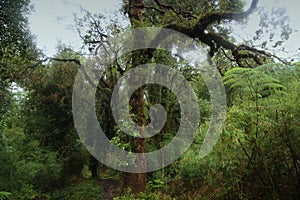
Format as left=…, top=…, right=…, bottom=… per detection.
left=123, top=0, right=147, bottom=194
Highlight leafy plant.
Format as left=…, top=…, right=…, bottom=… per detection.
left=224, top=67, right=285, bottom=102
left=113, top=187, right=173, bottom=200
left=0, top=191, right=11, bottom=200
left=52, top=180, right=103, bottom=200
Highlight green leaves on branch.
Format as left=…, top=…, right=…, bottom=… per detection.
left=223, top=65, right=286, bottom=101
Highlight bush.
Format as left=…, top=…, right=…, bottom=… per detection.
left=0, top=127, right=63, bottom=195
left=11, top=184, right=50, bottom=200
left=52, top=179, right=104, bottom=200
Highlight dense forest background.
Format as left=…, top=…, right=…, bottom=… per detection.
left=0, top=0, right=299, bottom=199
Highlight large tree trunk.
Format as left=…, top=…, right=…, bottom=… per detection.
left=126, top=88, right=147, bottom=194
left=123, top=0, right=147, bottom=194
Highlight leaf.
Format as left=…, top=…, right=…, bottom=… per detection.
left=0, top=191, right=11, bottom=200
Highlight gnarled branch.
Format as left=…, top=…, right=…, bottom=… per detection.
left=197, top=0, right=258, bottom=29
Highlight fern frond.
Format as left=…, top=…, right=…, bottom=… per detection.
left=0, top=191, right=11, bottom=200
left=224, top=66, right=285, bottom=100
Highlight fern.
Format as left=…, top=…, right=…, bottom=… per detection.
left=223, top=66, right=285, bottom=101
left=256, top=63, right=299, bottom=81
left=0, top=191, right=11, bottom=200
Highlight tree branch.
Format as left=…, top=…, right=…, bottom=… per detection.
left=151, top=0, right=197, bottom=20
left=164, top=3, right=290, bottom=67
left=197, top=0, right=258, bottom=29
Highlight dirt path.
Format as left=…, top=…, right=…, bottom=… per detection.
left=99, top=179, right=123, bottom=200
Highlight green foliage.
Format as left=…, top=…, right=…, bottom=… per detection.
left=163, top=63, right=300, bottom=199
left=0, top=81, right=11, bottom=123
left=0, top=0, right=39, bottom=82
left=0, top=191, right=11, bottom=200
left=175, top=124, right=247, bottom=199
left=81, top=165, right=92, bottom=179
left=0, top=1, right=40, bottom=191
left=224, top=67, right=285, bottom=102
left=51, top=180, right=103, bottom=200
left=0, top=47, right=83, bottom=196
left=113, top=188, right=136, bottom=200
left=15, top=150, right=63, bottom=191
left=1, top=0, right=299, bottom=199
left=0, top=127, right=63, bottom=192
left=221, top=63, right=300, bottom=198
left=114, top=187, right=173, bottom=200
left=24, top=47, right=88, bottom=178
left=12, top=184, right=50, bottom=200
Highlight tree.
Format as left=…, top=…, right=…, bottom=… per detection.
left=0, top=0, right=39, bottom=82
left=124, top=0, right=287, bottom=194
left=0, top=0, right=39, bottom=131
left=24, top=46, right=87, bottom=180
left=123, top=0, right=290, bottom=66
left=121, top=0, right=148, bottom=194
left=75, top=0, right=294, bottom=195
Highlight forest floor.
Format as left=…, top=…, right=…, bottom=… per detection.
left=98, top=178, right=123, bottom=200
left=64, top=177, right=123, bottom=200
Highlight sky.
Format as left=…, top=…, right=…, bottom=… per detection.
left=29, top=0, right=300, bottom=60
left=29, top=0, right=122, bottom=56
